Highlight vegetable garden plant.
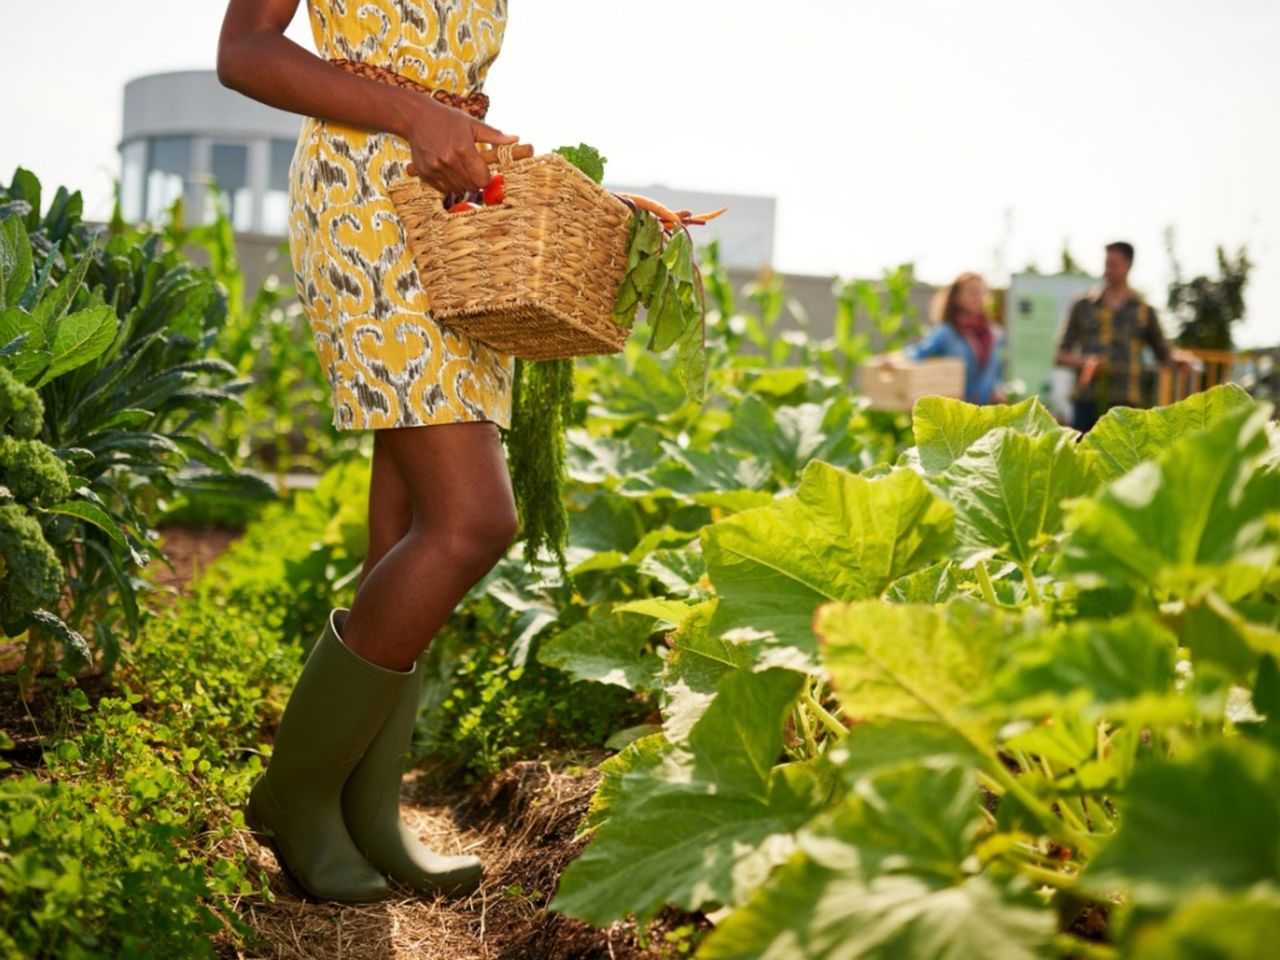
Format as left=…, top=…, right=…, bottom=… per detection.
left=0, top=169, right=273, bottom=673
left=529, top=383, right=1280, bottom=959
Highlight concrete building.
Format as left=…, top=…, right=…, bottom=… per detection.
left=120, top=71, right=302, bottom=237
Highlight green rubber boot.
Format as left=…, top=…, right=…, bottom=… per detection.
left=337, top=609, right=485, bottom=896
left=246, top=607, right=416, bottom=903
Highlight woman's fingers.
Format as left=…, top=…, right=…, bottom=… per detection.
left=471, top=120, right=519, bottom=145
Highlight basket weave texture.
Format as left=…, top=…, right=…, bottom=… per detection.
left=387, top=145, right=635, bottom=361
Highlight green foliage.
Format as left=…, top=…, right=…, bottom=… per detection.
left=698, top=761, right=1055, bottom=960
left=194, top=456, right=370, bottom=646
left=1166, top=230, right=1252, bottom=350
left=0, top=434, right=70, bottom=506
left=0, top=501, right=63, bottom=623
left=414, top=627, right=645, bottom=782
left=537, top=383, right=1280, bottom=959
left=0, top=363, right=43, bottom=438
left=0, top=167, right=278, bottom=671
left=1079, top=382, right=1253, bottom=482
left=554, top=143, right=608, bottom=185
left=549, top=668, right=826, bottom=925
left=0, top=593, right=297, bottom=958
left=613, top=211, right=708, bottom=403
left=505, top=356, right=574, bottom=575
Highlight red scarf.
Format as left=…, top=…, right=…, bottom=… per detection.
left=955, top=311, right=993, bottom=368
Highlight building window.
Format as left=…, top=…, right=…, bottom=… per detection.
left=120, top=140, right=146, bottom=222
left=208, top=142, right=253, bottom=232
left=262, top=138, right=296, bottom=236
left=145, top=136, right=194, bottom=221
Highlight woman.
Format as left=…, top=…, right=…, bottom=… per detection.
left=901, top=272, right=1005, bottom=405
left=218, top=0, right=520, bottom=904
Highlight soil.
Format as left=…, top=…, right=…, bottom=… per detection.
left=142, top=523, right=247, bottom=607
left=219, top=758, right=706, bottom=960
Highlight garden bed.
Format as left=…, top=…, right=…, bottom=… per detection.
left=222, top=756, right=705, bottom=960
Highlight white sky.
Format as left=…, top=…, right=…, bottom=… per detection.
left=3, top=0, right=1277, bottom=346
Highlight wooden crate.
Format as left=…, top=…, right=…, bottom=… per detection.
left=858, top=357, right=966, bottom=412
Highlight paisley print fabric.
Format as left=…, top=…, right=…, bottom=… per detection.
left=288, top=0, right=513, bottom=431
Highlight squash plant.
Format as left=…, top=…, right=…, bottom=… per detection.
left=0, top=168, right=276, bottom=672
left=538, top=385, right=1280, bottom=959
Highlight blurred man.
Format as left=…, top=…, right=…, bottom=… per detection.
left=1054, top=241, right=1192, bottom=431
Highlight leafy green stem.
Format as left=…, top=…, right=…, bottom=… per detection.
left=1018, top=558, right=1043, bottom=606
left=975, top=559, right=999, bottom=606
left=794, top=701, right=819, bottom=759
left=1004, top=857, right=1076, bottom=891
left=804, top=689, right=848, bottom=739
left=1052, top=934, right=1120, bottom=960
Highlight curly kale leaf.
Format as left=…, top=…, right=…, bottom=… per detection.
left=0, top=435, right=70, bottom=506
left=0, top=364, right=44, bottom=439
left=0, top=502, right=63, bottom=622
left=554, top=143, right=608, bottom=185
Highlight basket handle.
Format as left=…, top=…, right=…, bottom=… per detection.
left=477, top=142, right=535, bottom=166
left=405, top=142, right=534, bottom=180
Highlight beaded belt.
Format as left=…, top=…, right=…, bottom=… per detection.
left=330, top=58, right=490, bottom=120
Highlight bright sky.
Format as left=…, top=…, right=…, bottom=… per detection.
left=3, top=0, right=1277, bottom=346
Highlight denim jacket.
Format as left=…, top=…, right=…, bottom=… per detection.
left=904, top=322, right=1003, bottom=405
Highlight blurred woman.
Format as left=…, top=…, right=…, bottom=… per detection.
left=902, top=272, right=1005, bottom=405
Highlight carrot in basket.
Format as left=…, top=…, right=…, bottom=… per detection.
left=613, top=192, right=682, bottom=228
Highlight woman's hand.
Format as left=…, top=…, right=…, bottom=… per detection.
left=400, top=98, right=518, bottom=196
left=217, top=0, right=518, bottom=197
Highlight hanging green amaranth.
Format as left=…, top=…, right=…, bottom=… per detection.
left=502, top=355, right=575, bottom=580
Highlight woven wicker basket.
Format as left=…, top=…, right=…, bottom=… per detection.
left=387, top=144, right=635, bottom=361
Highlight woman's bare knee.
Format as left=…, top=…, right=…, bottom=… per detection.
left=425, top=504, right=518, bottom=575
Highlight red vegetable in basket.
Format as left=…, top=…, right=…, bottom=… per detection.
left=447, top=201, right=480, bottom=213
left=482, top=173, right=506, bottom=206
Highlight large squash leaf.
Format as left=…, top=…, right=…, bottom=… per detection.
left=659, top=599, right=754, bottom=741
left=1130, top=887, right=1280, bottom=960
left=815, top=599, right=1018, bottom=730
left=939, top=428, right=1099, bottom=565
left=1060, top=404, right=1280, bottom=601
left=550, top=668, right=827, bottom=925
left=1082, top=740, right=1280, bottom=909
left=979, top=615, right=1179, bottom=715
left=536, top=607, right=663, bottom=694
left=697, top=761, right=1055, bottom=960
left=912, top=395, right=1066, bottom=476
left=1082, top=383, right=1255, bottom=482
left=703, top=462, right=954, bottom=666
left=722, top=394, right=862, bottom=482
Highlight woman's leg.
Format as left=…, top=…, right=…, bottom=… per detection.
left=334, top=423, right=496, bottom=896
left=359, top=430, right=413, bottom=585
left=340, top=419, right=518, bottom=671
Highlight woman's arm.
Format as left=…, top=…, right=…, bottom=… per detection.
left=216, top=0, right=517, bottom=195
left=904, top=324, right=947, bottom=360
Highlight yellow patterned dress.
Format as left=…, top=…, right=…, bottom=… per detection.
left=288, top=0, right=513, bottom=431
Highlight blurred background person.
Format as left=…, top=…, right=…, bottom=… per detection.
left=1054, top=241, right=1194, bottom=431
left=891, top=271, right=1006, bottom=405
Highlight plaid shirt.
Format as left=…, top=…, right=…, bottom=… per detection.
left=1056, top=291, right=1172, bottom=408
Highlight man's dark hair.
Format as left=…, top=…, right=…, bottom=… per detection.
left=1106, top=241, right=1135, bottom=265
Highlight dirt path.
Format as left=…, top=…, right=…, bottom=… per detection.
left=222, top=760, right=689, bottom=960
left=144, top=523, right=247, bottom=605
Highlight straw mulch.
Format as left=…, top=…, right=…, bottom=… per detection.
left=218, top=756, right=702, bottom=959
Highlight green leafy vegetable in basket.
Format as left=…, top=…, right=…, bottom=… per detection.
left=554, top=144, right=608, bottom=185
left=611, top=208, right=708, bottom=404
left=504, top=145, right=713, bottom=580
